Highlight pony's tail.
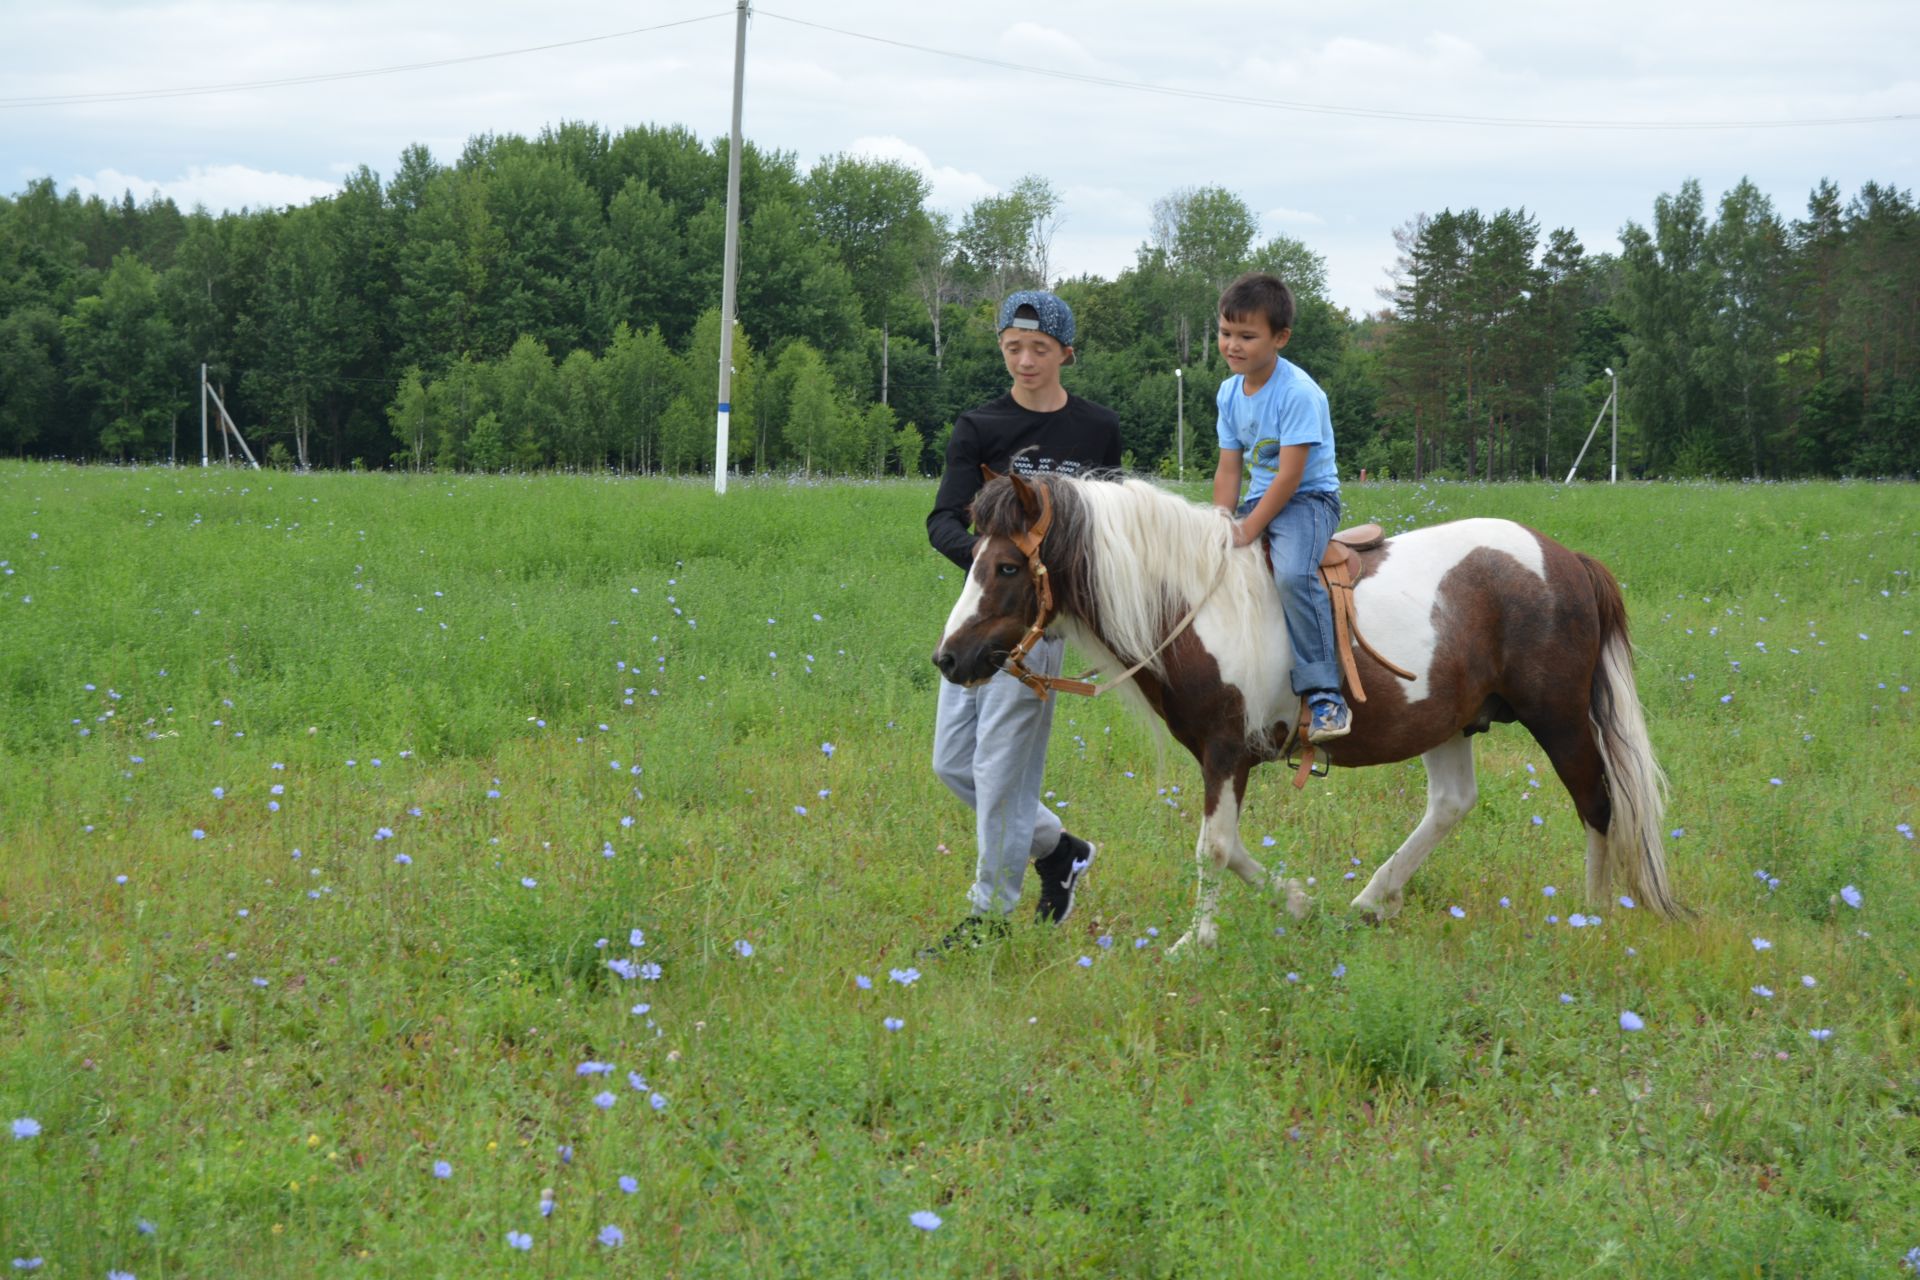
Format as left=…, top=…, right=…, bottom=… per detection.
left=1580, top=554, right=1688, bottom=919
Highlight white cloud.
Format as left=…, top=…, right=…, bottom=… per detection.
left=997, top=23, right=1101, bottom=70
left=66, top=163, right=340, bottom=213
left=1263, top=206, right=1325, bottom=226
left=843, top=135, right=997, bottom=212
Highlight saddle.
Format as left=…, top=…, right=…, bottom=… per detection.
left=1281, top=522, right=1417, bottom=788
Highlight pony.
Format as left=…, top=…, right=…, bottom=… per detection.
left=933, top=470, right=1682, bottom=954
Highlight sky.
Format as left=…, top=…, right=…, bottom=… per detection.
left=4, top=1, right=1916, bottom=317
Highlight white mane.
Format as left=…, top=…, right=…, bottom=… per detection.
left=1056, top=477, right=1292, bottom=743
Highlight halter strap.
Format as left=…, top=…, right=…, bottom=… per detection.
left=992, top=477, right=1226, bottom=702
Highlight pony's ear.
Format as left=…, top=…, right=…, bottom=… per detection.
left=1008, top=469, right=1043, bottom=524
left=980, top=464, right=1003, bottom=484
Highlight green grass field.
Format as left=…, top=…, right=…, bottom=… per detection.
left=2, top=462, right=1916, bottom=1277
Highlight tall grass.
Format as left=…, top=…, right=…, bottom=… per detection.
left=1, top=463, right=1915, bottom=1276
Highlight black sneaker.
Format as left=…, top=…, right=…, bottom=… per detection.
left=1033, top=833, right=1096, bottom=924
left=917, top=914, right=1012, bottom=958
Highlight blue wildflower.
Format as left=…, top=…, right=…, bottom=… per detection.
left=1840, top=884, right=1863, bottom=909
left=594, top=1092, right=617, bottom=1110
left=1449, top=906, right=1465, bottom=919
left=505, top=1231, right=532, bottom=1251
left=734, top=940, right=753, bottom=958
left=628, top=1071, right=647, bottom=1092
left=638, top=962, right=662, bottom=981
left=910, top=1210, right=942, bottom=1231
left=884, top=1016, right=904, bottom=1031
left=1332, top=963, right=1347, bottom=979
left=630, top=928, right=645, bottom=947
left=1809, top=1028, right=1833, bottom=1042
left=1752, top=985, right=1774, bottom=999
left=619, top=1175, right=639, bottom=1194
left=1752, top=937, right=1771, bottom=951
left=433, top=1160, right=452, bottom=1178
left=1619, top=1010, right=1645, bottom=1032
left=598, top=1225, right=625, bottom=1247
left=1559, top=994, right=1575, bottom=1005
left=1076, top=956, right=1092, bottom=968
left=576, top=1062, right=615, bottom=1076
left=648, top=1092, right=667, bottom=1111
left=855, top=974, right=872, bottom=990
left=10, top=1118, right=40, bottom=1140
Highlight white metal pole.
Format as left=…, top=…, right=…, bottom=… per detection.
left=714, top=0, right=749, bottom=496
left=1563, top=384, right=1613, bottom=485
left=200, top=363, right=209, bottom=468
left=1609, top=366, right=1619, bottom=484
left=1175, top=368, right=1184, bottom=481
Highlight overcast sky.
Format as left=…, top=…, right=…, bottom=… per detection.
left=4, top=1, right=1915, bottom=316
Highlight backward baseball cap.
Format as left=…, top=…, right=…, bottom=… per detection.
left=997, top=289, right=1077, bottom=366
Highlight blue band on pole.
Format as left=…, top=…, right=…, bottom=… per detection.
left=718, top=402, right=731, bottom=413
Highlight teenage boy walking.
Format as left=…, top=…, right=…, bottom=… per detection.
left=1210, top=272, right=1350, bottom=742
left=923, top=290, right=1122, bottom=952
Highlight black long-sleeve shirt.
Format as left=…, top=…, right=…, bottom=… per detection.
left=926, top=392, right=1124, bottom=569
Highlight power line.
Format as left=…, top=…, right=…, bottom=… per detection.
left=0, top=13, right=731, bottom=109
left=757, top=9, right=1915, bottom=133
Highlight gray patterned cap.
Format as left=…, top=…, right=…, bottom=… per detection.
left=996, top=290, right=1077, bottom=365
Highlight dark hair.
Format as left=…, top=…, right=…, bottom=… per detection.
left=1218, top=272, right=1295, bottom=335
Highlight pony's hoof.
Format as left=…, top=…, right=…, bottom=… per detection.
left=1166, top=924, right=1217, bottom=957
left=1350, top=890, right=1402, bottom=923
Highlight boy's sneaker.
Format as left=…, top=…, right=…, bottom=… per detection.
left=1033, top=833, right=1096, bottom=924
left=1307, top=694, right=1352, bottom=743
left=917, top=914, right=1012, bottom=958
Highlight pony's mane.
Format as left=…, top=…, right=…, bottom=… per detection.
left=972, top=474, right=1288, bottom=738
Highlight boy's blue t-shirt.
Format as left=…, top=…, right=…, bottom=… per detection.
left=1214, top=357, right=1339, bottom=502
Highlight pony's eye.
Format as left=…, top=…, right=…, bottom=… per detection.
left=997, top=562, right=1022, bottom=577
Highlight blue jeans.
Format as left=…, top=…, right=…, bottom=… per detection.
left=1240, top=490, right=1342, bottom=696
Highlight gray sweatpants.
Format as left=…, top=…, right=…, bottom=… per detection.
left=931, top=634, right=1067, bottom=916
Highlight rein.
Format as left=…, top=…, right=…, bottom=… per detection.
left=997, top=479, right=1225, bottom=702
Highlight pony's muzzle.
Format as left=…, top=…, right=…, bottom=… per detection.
left=932, top=644, right=996, bottom=686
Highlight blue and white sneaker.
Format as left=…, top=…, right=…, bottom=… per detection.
left=1307, top=694, right=1352, bottom=743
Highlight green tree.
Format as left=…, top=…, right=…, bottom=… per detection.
left=61, top=251, right=182, bottom=459
left=0, top=305, right=62, bottom=456
left=598, top=322, right=678, bottom=472
left=491, top=335, right=559, bottom=468
left=1619, top=180, right=1715, bottom=475
left=388, top=365, right=432, bottom=470
left=554, top=347, right=605, bottom=468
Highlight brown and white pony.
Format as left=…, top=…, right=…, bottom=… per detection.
left=934, top=471, right=1682, bottom=954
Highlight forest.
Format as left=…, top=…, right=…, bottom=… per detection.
left=1, top=119, right=1915, bottom=478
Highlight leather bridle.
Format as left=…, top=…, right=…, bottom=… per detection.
left=995, top=478, right=1099, bottom=700
left=984, top=469, right=1220, bottom=702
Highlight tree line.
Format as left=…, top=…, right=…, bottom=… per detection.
left=2, top=119, right=1914, bottom=478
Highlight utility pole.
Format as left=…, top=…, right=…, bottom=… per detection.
left=1608, top=364, right=1619, bottom=484
left=200, top=363, right=209, bottom=468
left=1563, top=367, right=1616, bottom=485
left=714, top=0, right=750, bottom=496
left=1175, top=367, right=1184, bottom=481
